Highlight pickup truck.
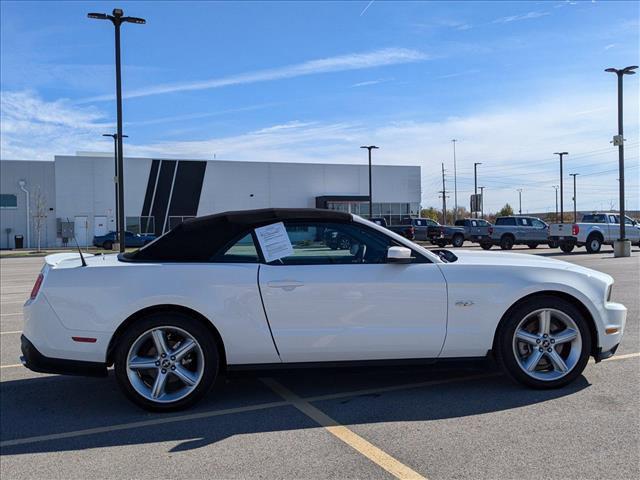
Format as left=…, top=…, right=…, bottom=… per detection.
left=369, top=217, right=416, bottom=240
left=454, top=218, right=493, bottom=249
left=370, top=217, right=440, bottom=241
left=426, top=222, right=466, bottom=248
left=549, top=213, right=640, bottom=253
left=489, top=216, right=550, bottom=250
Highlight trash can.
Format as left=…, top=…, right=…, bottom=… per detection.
left=14, top=235, right=24, bottom=249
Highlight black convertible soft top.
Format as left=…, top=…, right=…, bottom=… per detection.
left=121, top=208, right=353, bottom=262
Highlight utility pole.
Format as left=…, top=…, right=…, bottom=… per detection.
left=517, top=188, right=523, bottom=215
left=103, top=133, right=128, bottom=244
left=570, top=173, right=579, bottom=223
left=473, top=162, right=482, bottom=219
left=478, top=186, right=485, bottom=219
left=360, top=145, right=379, bottom=218
left=452, top=139, right=458, bottom=221
left=441, top=162, right=447, bottom=224
left=89, top=9, right=145, bottom=253
left=605, top=65, right=637, bottom=257
left=552, top=185, right=559, bottom=222
left=554, top=152, right=568, bottom=223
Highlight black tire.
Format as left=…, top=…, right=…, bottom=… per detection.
left=500, top=235, right=514, bottom=250
left=560, top=243, right=575, bottom=253
left=338, top=237, right=351, bottom=250
left=480, top=242, right=492, bottom=250
left=103, top=241, right=113, bottom=250
left=452, top=234, right=464, bottom=248
left=114, top=312, right=219, bottom=412
left=436, top=240, right=447, bottom=248
left=527, top=243, right=539, bottom=249
left=585, top=234, right=602, bottom=254
left=548, top=240, right=558, bottom=249
left=495, top=295, right=591, bottom=389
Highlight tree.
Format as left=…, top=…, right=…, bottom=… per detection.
left=497, top=203, right=514, bottom=217
left=32, top=186, right=47, bottom=252
left=420, top=207, right=440, bottom=221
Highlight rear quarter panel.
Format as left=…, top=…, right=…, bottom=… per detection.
left=42, top=263, right=281, bottom=364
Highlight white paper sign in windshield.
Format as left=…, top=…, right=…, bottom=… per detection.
left=254, top=222, right=294, bottom=262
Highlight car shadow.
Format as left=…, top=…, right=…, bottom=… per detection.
left=0, top=363, right=590, bottom=456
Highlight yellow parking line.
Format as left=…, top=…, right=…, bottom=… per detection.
left=0, top=363, right=23, bottom=369
left=1, top=313, right=22, bottom=317
left=0, top=330, right=22, bottom=335
left=604, top=352, right=640, bottom=361
left=261, top=378, right=427, bottom=480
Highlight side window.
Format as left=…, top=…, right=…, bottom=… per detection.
left=531, top=219, right=546, bottom=228
left=270, top=222, right=425, bottom=265
left=609, top=215, right=618, bottom=224
left=470, top=220, right=477, bottom=227
left=213, top=233, right=259, bottom=263
left=517, top=218, right=530, bottom=226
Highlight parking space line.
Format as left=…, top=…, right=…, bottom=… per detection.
left=0, top=364, right=24, bottom=369
left=261, top=377, right=427, bottom=480
left=1, top=313, right=22, bottom=317
left=0, top=330, right=22, bottom=335
left=0, top=401, right=289, bottom=448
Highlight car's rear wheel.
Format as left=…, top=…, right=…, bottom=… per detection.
left=548, top=240, right=558, bottom=249
left=480, top=242, right=492, bottom=250
left=338, top=237, right=352, bottom=250
left=496, top=296, right=591, bottom=389
left=500, top=235, right=514, bottom=250
left=436, top=240, right=447, bottom=248
left=452, top=234, right=464, bottom=248
left=560, top=243, right=575, bottom=253
left=103, top=241, right=113, bottom=250
left=114, top=312, right=218, bottom=411
left=586, top=234, right=602, bottom=254
left=527, top=243, right=538, bottom=249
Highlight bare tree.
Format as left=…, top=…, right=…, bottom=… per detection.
left=32, top=186, right=47, bottom=253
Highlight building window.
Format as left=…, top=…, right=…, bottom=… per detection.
left=0, top=194, right=18, bottom=209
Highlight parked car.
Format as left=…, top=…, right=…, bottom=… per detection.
left=489, top=216, right=550, bottom=250
left=92, top=231, right=156, bottom=250
left=370, top=217, right=417, bottom=241
left=549, top=213, right=640, bottom=253
left=22, top=208, right=626, bottom=411
left=426, top=222, right=466, bottom=248
left=454, top=218, right=493, bottom=249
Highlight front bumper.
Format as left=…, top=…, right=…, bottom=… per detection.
left=594, top=343, right=620, bottom=363
left=20, top=335, right=107, bottom=377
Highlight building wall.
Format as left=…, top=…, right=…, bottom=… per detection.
left=0, top=160, right=56, bottom=249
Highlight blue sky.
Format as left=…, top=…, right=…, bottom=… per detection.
left=1, top=0, right=639, bottom=212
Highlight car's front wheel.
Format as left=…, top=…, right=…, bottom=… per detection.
left=560, top=243, right=575, bottom=253
left=452, top=234, right=464, bottom=248
left=480, top=242, right=492, bottom=250
left=114, top=312, right=219, bottom=411
left=500, top=235, right=514, bottom=250
left=496, top=296, right=591, bottom=389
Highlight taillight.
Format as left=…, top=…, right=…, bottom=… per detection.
left=572, top=224, right=579, bottom=235
left=30, top=273, right=44, bottom=300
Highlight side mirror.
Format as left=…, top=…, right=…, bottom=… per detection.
left=387, top=246, right=413, bottom=264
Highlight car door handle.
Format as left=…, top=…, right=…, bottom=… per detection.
left=267, top=281, right=304, bottom=291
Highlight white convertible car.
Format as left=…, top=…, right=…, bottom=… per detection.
left=22, top=209, right=626, bottom=411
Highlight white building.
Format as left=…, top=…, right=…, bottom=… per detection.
left=1, top=154, right=421, bottom=248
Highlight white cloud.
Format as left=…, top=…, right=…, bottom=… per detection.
left=80, top=48, right=429, bottom=103
left=351, top=78, right=393, bottom=87
left=493, top=11, right=551, bottom=24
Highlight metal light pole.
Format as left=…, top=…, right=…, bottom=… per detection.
left=478, top=186, right=485, bottom=219
left=552, top=185, right=559, bottom=222
left=474, top=162, right=482, bottom=218
left=554, top=152, right=568, bottom=223
left=517, top=189, right=523, bottom=215
left=360, top=145, right=379, bottom=218
left=103, top=133, right=128, bottom=244
left=452, top=139, right=458, bottom=221
left=605, top=65, right=637, bottom=257
left=89, top=9, right=145, bottom=253
left=569, top=173, right=579, bottom=223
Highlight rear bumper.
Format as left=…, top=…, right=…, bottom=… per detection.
left=20, top=335, right=107, bottom=377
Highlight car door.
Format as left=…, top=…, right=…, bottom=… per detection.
left=516, top=217, right=531, bottom=242
left=530, top=219, right=548, bottom=242
left=258, top=221, right=448, bottom=363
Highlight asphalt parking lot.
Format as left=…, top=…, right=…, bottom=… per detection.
left=1, top=245, right=638, bottom=479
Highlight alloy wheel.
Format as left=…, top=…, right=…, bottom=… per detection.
left=512, top=308, right=582, bottom=381
left=126, top=326, right=205, bottom=403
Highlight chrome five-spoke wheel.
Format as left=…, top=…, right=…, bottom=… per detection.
left=512, top=309, right=582, bottom=381
left=127, top=326, right=205, bottom=403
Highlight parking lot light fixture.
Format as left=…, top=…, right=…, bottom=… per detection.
left=605, top=65, right=637, bottom=255
left=552, top=185, right=559, bottom=222
left=570, top=173, right=579, bottom=223
left=89, top=8, right=146, bottom=253
left=517, top=188, right=523, bottom=215
left=554, top=152, right=568, bottom=223
left=360, top=146, right=379, bottom=218
left=102, top=133, right=128, bottom=246
left=474, top=162, right=482, bottom=218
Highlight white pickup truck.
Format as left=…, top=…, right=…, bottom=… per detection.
left=549, top=213, right=640, bottom=253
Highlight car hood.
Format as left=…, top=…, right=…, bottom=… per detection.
left=450, top=249, right=613, bottom=283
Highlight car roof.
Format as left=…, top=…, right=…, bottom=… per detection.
left=122, top=208, right=352, bottom=262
